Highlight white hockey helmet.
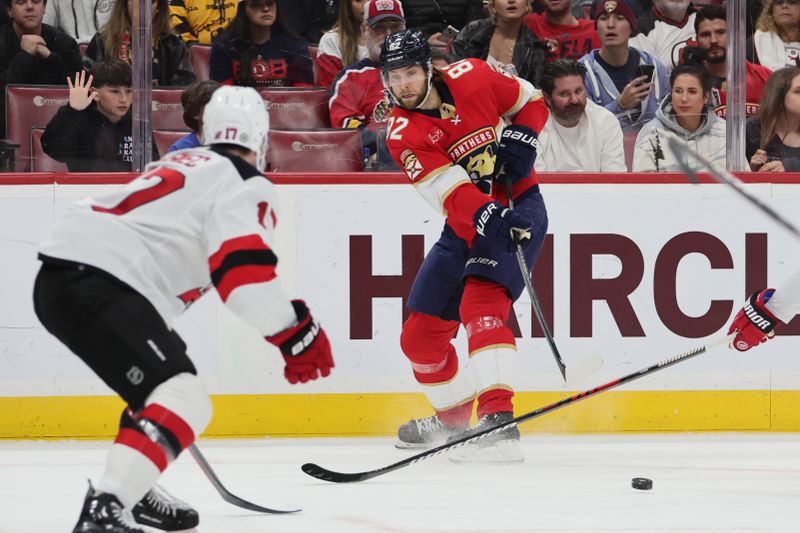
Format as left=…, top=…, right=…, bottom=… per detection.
left=202, top=86, right=270, bottom=171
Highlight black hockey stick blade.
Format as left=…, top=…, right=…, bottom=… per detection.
left=301, top=334, right=732, bottom=483
left=188, top=445, right=300, bottom=514
left=668, top=137, right=800, bottom=240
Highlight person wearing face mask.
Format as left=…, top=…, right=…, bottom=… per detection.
left=632, top=61, right=726, bottom=171
left=450, top=0, right=546, bottom=87
left=747, top=0, right=800, bottom=72
left=629, top=0, right=696, bottom=68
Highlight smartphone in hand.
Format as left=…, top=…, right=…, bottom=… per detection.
left=437, top=25, right=459, bottom=43
left=634, top=64, right=655, bottom=85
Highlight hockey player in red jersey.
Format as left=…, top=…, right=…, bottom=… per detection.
left=728, top=267, right=800, bottom=352
left=380, top=29, right=550, bottom=462
left=33, top=86, right=334, bottom=533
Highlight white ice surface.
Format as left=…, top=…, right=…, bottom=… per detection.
left=1, top=433, right=799, bottom=532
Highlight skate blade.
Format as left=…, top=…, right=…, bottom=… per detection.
left=395, top=441, right=436, bottom=450
left=448, top=440, right=525, bottom=464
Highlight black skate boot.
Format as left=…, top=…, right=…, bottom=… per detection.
left=72, top=481, right=146, bottom=533
left=448, top=411, right=524, bottom=464
left=132, top=484, right=199, bottom=531
left=396, top=414, right=468, bottom=449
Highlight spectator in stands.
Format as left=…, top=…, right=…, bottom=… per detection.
left=317, top=0, right=367, bottom=88
left=168, top=0, right=237, bottom=46
left=0, top=0, right=83, bottom=137
left=690, top=6, right=771, bottom=119
left=85, top=0, right=196, bottom=86
left=633, top=62, right=725, bottom=171
left=523, top=0, right=600, bottom=62
left=451, top=0, right=547, bottom=86
left=630, top=0, right=696, bottom=69
left=278, top=0, right=336, bottom=44
left=401, top=0, right=483, bottom=43
left=44, top=0, right=114, bottom=44
left=747, top=67, right=800, bottom=172
left=535, top=59, right=626, bottom=171
left=329, top=0, right=404, bottom=168
left=747, top=0, right=800, bottom=72
left=579, top=0, right=668, bottom=133
left=210, top=0, right=313, bottom=87
left=42, top=59, right=158, bottom=171
left=167, top=79, right=219, bottom=152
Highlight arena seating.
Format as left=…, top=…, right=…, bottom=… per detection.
left=153, top=129, right=185, bottom=156
left=29, top=128, right=68, bottom=172
left=190, top=45, right=211, bottom=82
left=5, top=85, right=68, bottom=171
left=259, top=87, right=330, bottom=129
left=266, top=128, right=363, bottom=172
left=623, top=130, right=638, bottom=172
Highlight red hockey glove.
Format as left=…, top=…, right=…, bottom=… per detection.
left=473, top=200, right=531, bottom=251
left=266, top=300, right=334, bottom=384
left=727, top=289, right=778, bottom=352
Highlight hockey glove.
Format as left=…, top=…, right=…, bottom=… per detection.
left=266, top=300, right=334, bottom=384
left=473, top=200, right=531, bottom=251
left=494, top=125, right=538, bottom=184
left=727, top=289, right=779, bottom=352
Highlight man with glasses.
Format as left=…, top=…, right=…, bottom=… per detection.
left=329, top=0, right=405, bottom=169
left=0, top=0, right=82, bottom=137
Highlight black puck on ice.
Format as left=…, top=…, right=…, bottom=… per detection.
left=632, top=477, right=653, bottom=490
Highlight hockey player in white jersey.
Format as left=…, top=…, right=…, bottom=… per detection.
left=33, top=86, right=335, bottom=533
left=727, top=267, right=800, bottom=352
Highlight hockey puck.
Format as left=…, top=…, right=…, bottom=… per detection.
left=631, top=477, right=653, bottom=490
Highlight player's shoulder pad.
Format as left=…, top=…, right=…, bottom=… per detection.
left=209, top=145, right=266, bottom=181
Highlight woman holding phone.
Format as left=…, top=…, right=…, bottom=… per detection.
left=451, top=0, right=547, bottom=86
left=578, top=0, right=669, bottom=132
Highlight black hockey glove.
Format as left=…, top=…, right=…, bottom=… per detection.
left=473, top=200, right=531, bottom=251
left=494, top=125, right=538, bottom=184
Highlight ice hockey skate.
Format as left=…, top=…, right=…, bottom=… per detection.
left=132, top=484, right=199, bottom=531
left=72, top=481, right=146, bottom=533
left=447, top=411, right=524, bottom=464
left=396, top=414, right=468, bottom=449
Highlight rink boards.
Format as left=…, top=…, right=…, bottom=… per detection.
left=1, top=172, right=799, bottom=438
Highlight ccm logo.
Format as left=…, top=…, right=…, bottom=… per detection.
left=502, top=129, right=538, bottom=148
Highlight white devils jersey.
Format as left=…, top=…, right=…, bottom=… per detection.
left=39, top=147, right=297, bottom=335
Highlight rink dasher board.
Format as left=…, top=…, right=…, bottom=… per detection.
left=0, top=176, right=799, bottom=437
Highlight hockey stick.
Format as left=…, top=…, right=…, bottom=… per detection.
left=301, top=334, right=733, bottom=483
left=504, top=176, right=603, bottom=383
left=188, top=444, right=300, bottom=514
left=668, top=137, right=800, bottom=241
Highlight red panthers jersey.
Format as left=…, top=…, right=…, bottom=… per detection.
left=386, top=58, right=548, bottom=241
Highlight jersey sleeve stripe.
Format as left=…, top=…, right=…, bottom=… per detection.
left=209, top=235, right=278, bottom=301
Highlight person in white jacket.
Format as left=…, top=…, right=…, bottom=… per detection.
left=43, top=0, right=114, bottom=44
left=633, top=62, right=726, bottom=172
left=534, top=58, right=626, bottom=172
